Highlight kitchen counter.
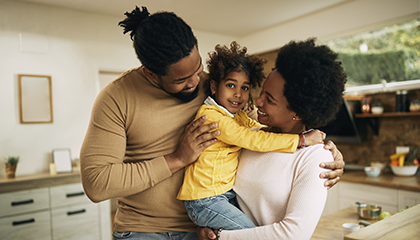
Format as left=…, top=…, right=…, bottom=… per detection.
left=312, top=204, right=420, bottom=240
left=0, top=171, right=81, bottom=193
left=344, top=203, right=420, bottom=240
left=341, top=170, right=420, bottom=192
left=311, top=206, right=377, bottom=240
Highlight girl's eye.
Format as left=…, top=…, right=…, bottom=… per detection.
left=242, top=86, right=249, bottom=91
left=227, top=83, right=235, bottom=88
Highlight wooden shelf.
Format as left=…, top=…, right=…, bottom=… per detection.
left=353, top=111, right=420, bottom=135
left=355, top=111, right=420, bottom=118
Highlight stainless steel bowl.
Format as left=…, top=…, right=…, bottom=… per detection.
left=356, top=203, right=382, bottom=220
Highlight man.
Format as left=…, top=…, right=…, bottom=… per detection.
left=80, top=6, right=344, bottom=240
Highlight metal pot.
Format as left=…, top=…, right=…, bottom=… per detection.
left=356, top=202, right=382, bottom=220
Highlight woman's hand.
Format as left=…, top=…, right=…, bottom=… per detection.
left=197, top=226, right=217, bottom=240
left=320, top=140, right=344, bottom=189
left=303, top=129, right=326, bottom=146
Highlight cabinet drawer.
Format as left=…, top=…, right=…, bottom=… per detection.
left=339, top=182, right=398, bottom=205
left=51, top=202, right=100, bottom=240
left=0, top=188, right=49, bottom=217
left=50, top=183, right=90, bottom=208
left=0, top=210, right=51, bottom=240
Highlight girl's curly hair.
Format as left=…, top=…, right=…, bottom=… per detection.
left=205, top=41, right=267, bottom=110
left=276, top=38, right=347, bottom=128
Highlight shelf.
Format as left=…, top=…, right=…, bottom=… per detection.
left=353, top=111, right=420, bottom=136
left=355, top=111, right=420, bottom=118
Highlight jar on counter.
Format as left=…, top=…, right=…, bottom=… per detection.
left=410, top=99, right=420, bottom=112
left=371, top=101, right=384, bottom=114
left=396, top=90, right=409, bottom=112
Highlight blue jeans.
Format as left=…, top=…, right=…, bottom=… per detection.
left=112, top=231, right=198, bottom=240
left=184, top=190, right=255, bottom=230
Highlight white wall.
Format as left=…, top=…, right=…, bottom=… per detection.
left=0, top=0, right=418, bottom=177
left=0, top=1, right=234, bottom=177
left=241, top=0, right=420, bottom=54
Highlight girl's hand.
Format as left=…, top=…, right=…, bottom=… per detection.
left=320, top=140, right=344, bottom=189
left=303, top=129, right=325, bottom=146
left=197, top=226, right=217, bottom=240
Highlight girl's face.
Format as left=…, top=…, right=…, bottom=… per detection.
left=211, top=71, right=250, bottom=114
left=255, top=70, right=302, bottom=133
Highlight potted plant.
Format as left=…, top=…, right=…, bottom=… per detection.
left=5, top=156, right=19, bottom=179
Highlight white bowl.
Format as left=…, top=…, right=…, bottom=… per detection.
left=390, top=166, right=419, bottom=176
left=371, top=162, right=386, bottom=170
left=364, top=167, right=381, bottom=177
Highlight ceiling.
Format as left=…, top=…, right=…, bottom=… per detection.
left=15, top=0, right=348, bottom=37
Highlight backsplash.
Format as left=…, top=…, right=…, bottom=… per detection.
left=338, top=89, right=420, bottom=166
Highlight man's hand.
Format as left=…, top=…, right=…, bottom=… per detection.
left=165, top=115, right=220, bottom=174
left=320, top=140, right=344, bottom=189
left=197, top=226, right=217, bottom=240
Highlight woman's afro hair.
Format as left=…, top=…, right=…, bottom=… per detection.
left=275, top=38, right=347, bottom=128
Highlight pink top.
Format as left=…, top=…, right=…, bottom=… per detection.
left=220, top=141, right=333, bottom=240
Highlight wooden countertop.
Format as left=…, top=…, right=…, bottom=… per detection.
left=341, top=170, right=420, bottom=192
left=311, top=207, right=378, bottom=240
left=0, top=171, right=81, bottom=193
left=344, top=203, right=420, bottom=240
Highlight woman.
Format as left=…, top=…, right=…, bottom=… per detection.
left=200, top=38, right=347, bottom=240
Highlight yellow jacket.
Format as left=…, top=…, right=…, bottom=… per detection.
left=177, top=97, right=299, bottom=200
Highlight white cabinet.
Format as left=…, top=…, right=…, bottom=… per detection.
left=0, top=209, right=51, bottom=240
left=338, top=182, right=398, bottom=212
left=0, top=188, right=49, bottom=217
left=51, top=202, right=100, bottom=240
left=334, top=182, right=420, bottom=213
left=398, top=189, right=420, bottom=210
left=0, top=183, right=110, bottom=240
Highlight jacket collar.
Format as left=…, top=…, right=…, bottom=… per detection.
left=204, top=96, right=235, bottom=118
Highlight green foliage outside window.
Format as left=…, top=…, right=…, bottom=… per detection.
left=324, top=18, right=420, bottom=87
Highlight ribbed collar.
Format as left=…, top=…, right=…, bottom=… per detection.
left=204, top=96, right=235, bottom=118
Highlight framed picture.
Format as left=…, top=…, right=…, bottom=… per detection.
left=52, top=148, right=73, bottom=173
left=18, top=74, right=53, bottom=123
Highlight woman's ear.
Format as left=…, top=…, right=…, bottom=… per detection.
left=293, top=115, right=302, bottom=121
left=210, top=80, right=218, bottom=95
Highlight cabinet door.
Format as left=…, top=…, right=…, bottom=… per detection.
left=0, top=210, right=51, bottom=240
left=338, top=182, right=398, bottom=212
left=50, top=183, right=90, bottom=208
left=51, top=202, right=100, bottom=240
left=398, top=189, right=420, bottom=210
left=0, top=188, right=49, bottom=217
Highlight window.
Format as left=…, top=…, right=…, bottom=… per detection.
left=322, top=18, right=420, bottom=95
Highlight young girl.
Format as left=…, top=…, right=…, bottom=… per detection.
left=177, top=42, right=325, bottom=230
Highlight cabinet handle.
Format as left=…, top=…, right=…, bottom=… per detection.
left=12, top=218, right=35, bottom=226
left=66, top=192, right=85, bottom=198
left=11, top=199, right=34, bottom=206
left=67, top=209, right=86, bottom=216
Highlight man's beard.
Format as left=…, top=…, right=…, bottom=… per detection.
left=167, top=84, right=200, bottom=103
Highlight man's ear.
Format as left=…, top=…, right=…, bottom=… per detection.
left=143, top=67, right=159, bottom=83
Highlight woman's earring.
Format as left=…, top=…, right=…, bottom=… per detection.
left=293, top=116, right=296, bottom=120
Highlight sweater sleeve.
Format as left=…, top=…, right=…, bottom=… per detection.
left=221, top=146, right=333, bottom=240
left=204, top=108, right=298, bottom=153
left=80, top=87, right=172, bottom=203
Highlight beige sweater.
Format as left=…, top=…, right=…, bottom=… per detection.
left=220, top=143, right=333, bottom=240
left=80, top=67, right=208, bottom=233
